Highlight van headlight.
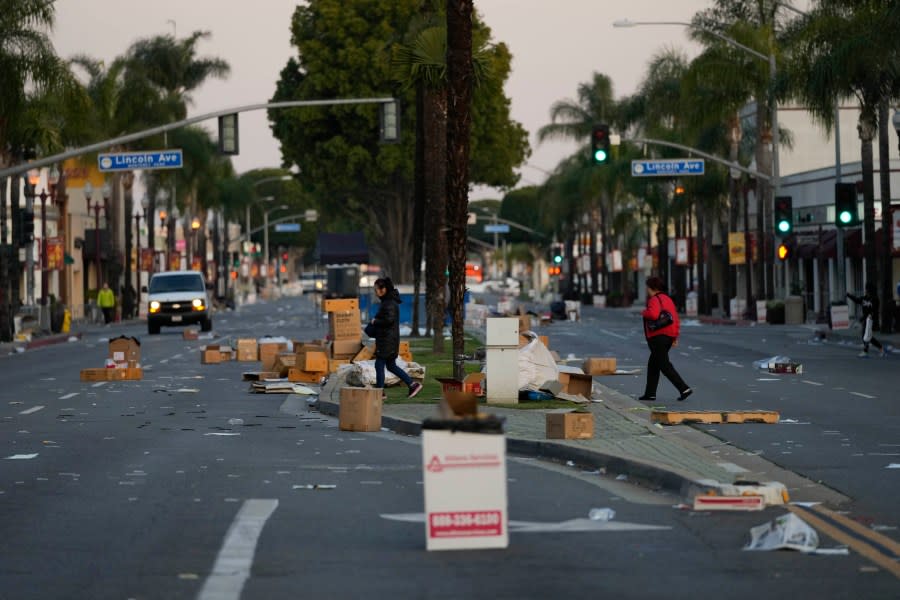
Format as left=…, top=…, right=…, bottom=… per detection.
left=192, top=298, right=205, bottom=310
left=149, top=301, right=160, bottom=313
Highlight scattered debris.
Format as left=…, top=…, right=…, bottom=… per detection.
left=588, top=508, right=615, bottom=521
left=743, top=512, right=847, bottom=555
left=651, top=409, right=779, bottom=425
left=292, top=484, right=337, bottom=490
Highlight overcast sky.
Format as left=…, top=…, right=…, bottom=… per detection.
left=52, top=0, right=719, bottom=199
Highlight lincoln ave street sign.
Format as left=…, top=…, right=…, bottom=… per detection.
left=98, top=149, right=184, bottom=172
left=631, top=158, right=705, bottom=177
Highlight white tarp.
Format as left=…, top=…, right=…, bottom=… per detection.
left=744, top=513, right=819, bottom=553
left=518, top=333, right=559, bottom=390
left=344, top=358, right=426, bottom=387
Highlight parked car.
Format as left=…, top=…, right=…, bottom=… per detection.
left=299, top=272, right=326, bottom=294
left=145, top=271, right=212, bottom=335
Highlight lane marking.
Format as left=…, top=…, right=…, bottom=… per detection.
left=59, top=392, right=79, bottom=400
left=19, top=405, right=45, bottom=415
left=5, top=454, right=38, bottom=460
left=92, top=382, right=107, bottom=388
left=849, top=392, right=876, bottom=399
left=197, top=499, right=278, bottom=600
left=787, top=504, right=900, bottom=580
left=599, top=329, right=627, bottom=340
left=801, top=380, right=823, bottom=386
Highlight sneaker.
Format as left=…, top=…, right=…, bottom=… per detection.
left=857, top=352, right=868, bottom=358
left=407, top=382, right=423, bottom=399
left=638, top=395, right=656, bottom=401
left=678, top=388, right=693, bottom=402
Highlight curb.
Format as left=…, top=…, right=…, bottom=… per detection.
left=314, top=394, right=699, bottom=499
left=24, top=332, right=82, bottom=350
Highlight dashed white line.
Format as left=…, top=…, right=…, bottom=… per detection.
left=19, top=405, right=45, bottom=415
left=197, top=499, right=278, bottom=600
left=849, top=392, right=876, bottom=399
left=59, top=392, right=79, bottom=400
left=801, top=380, right=823, bottom=386
left=92, top=382, right=107, bottom=388
left=599, top=329, right=627, bottom=340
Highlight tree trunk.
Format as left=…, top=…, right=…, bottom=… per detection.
left=424, top=85, right=448, bottom=353
left=878, top=101, right=893, bottom=333
left=0, top=179, right=9, bottom=341
left=858, top=108, right=878, bottom=294
left=411, top=83, right=425, bottom=338
left=445, top=0, right=474, bottom=380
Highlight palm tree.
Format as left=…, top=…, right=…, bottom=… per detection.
left=784, top=0, right=900, bottom=331
left=0, top=0, right=83, bottom=340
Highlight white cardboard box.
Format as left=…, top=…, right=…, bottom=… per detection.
left=422, top=429, right=508, bottom=551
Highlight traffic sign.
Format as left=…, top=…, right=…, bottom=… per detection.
left=631, top=158, right=705, bottom=177
left=484, top=224, right=510, bottom=233
left=98, top=149, right=183, bottom=172
left=274, top=223, right=301, bottom=233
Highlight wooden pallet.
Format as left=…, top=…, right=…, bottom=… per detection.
left=651, top=409, right=779, bottom=425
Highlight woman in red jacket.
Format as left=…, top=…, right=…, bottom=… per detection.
left=639, top=276, right=692, bottom=402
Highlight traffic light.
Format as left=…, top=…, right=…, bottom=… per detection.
left=777, top=243, right=790, bottom=261
left=281, top=251, right=289, bottom=262
left=674, top=183, right=686, bottom=197
left=834, top=183, right=858, bottom=227
left=21, top=209, right=35, bottom=245
left=551, top=244, right=563, bottom=265
left=774, top=196, right=793, bottom=235
left=591, top=124, right=611, bottom=165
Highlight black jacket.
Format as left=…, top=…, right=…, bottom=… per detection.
left=372, top=289, right=402, bottom=359
left=847, top=292, right=879, bottom=325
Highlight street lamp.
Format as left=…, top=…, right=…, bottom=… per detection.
left=84, top=181, right=102, bottom=291
left=263, top=203, right=288, bottom=286
left=135, top=194, right=149, bottom=309
left=190, top=216, right=201, bottom=271
left=157, top=187, right=170, bottom=270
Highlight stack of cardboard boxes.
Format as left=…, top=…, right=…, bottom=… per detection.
left=326, top=298, right=363, bottom=365
left=80, top=336, right=143, bottom=381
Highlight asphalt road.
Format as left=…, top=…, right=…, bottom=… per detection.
left=1, top=296, right=897, bottom=599
left=556, top=304, right=900, bottom=525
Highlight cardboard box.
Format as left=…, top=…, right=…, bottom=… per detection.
left=328, top=358, right=350, bottom=373
left=546, top=411, right=594, bottom=439
left=352, top=344, right=374, bottom=363
left=328, top=309, right=362, bottom=341
left=259, top=341, right=289, bottom=371
left=323, top=297, right=359, bottom=312
left=182, top=328, right=199, bottom=340
left=287, top=368, right=327, bottom=384
left=464, top=373, right=485, bottom=396
left=108, top=336, right=141, bottom=366
left=80, top=368, right=110, bottom=381
left=201, top=345, right=223, bottom=364
left=236, top=338, right=258, bottom=362
left=441, top=391, right=478, bottom=416
left=272, top=352, right=296, bottom=375
left=769, top=363, right=802, bottom=374
left=218, top=346, right=233, bottom=361
left=436, top=377, right=463, bottom=394
left=297, top=350, right=328, bottom=372
left=338, top=387, right=383, bottom=432
left=583, top=357, right=616, bottom=376
left=518, top=314, right=531, bottom=333
left=330, top=338, right=363, bottom=359
left=558, top=372, right=592, bottom=398
left=106, top=367, right=143, bottom=381
left=422, top=429, right=508, bottom=551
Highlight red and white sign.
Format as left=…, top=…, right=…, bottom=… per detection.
left=675, top=238, right=689, bottom=266
left=422, top=430, right=508, bottom=551
left=693, top=495, right=765, bottom=511
left=831, top=304, right=850, bottom=330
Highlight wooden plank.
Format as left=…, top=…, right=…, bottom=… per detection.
left=651, top=410, right=723, bottom=425
left=723, top=411, right=779, bottom=424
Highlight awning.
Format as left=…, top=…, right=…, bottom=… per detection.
left=316, top=232, right=369, bottom=265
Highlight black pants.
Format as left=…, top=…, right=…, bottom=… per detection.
left=643, top=335, right=689, bottom=397
left=102, top=307, right=114, bottom=324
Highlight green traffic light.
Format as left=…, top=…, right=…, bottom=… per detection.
left=594, top=149, right=608, bottom=163
left=553, top=255, right=562, bottom=264
left=777, top=220, right=790, bottom=233
left=838, top=210, right=852, bottom=224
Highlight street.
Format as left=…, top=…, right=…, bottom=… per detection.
left=1, top=296, right=898, bottom=599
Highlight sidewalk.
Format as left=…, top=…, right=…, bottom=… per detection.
left=315, top=370, right=850, bottom=507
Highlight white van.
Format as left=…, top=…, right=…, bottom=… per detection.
left=145, top=271, right=212, bottom=334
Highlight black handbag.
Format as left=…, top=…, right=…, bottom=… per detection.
left=646, top=294, right=674, bottom=331
left=364, top=322, right=377, bottom=338
left=646, top=310, right=673, bottom=331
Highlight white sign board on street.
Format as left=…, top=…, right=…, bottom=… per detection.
left=422, top=430, right=508, bottom=551
left=830, top=304, right=850, bottom=330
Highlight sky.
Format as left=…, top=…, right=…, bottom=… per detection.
left=51, top=0, right=717, bottom=200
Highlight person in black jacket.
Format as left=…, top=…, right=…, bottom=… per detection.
left=369, top=278, right=422, bottom=398
left=847, top=282, right=886, bottom=357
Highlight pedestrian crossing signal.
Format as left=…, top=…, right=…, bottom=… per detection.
left=777, top=243, right=790, bottom=261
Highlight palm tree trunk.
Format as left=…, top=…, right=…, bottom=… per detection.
left=858, top=108, right=878, bottom=294
left=446, top=0, right=474, bottom=379
left=424, top=86, right=448, bottom=353
left=411, top=83, right=425, bottom=338
left=878, top=101, right=893, bottom=333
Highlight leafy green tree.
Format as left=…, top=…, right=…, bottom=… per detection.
left=784, top=0, right=900, bottom=329
left=268, top=0, right=528, bottom=289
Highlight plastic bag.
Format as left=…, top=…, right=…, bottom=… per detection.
left=744, top=512, right=819, bottom=553
left=863, top=316, right=873, bottom=343
left=518, top=334, right=559, bottom=390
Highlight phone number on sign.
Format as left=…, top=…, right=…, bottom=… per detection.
left=429, top=511, right=503, bottom=538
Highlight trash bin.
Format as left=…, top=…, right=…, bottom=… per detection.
left=421, top=416, right=507, bottom=551
left=784, top=296, right=804, bottom=325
